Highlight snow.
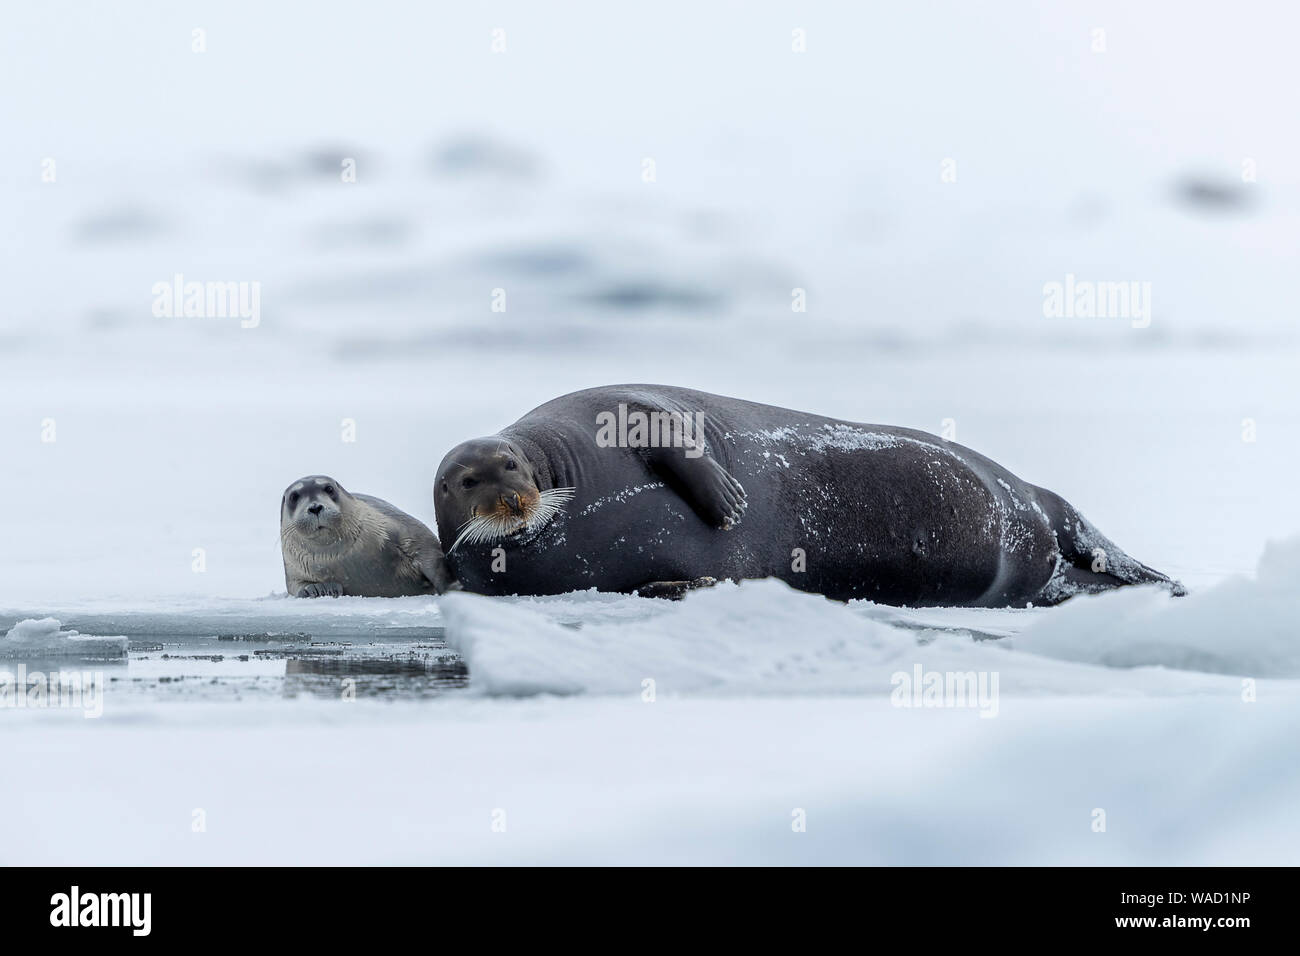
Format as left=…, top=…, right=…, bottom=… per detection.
left=4, top=550, right=1295, bottom=863
left=442, top=579, right=922, bottom=697
left=1013, top=537, right=1300, bottom=676
left=2, top=0, right=1299, bottom=864
left=4, top=693, right=1298, bottom=865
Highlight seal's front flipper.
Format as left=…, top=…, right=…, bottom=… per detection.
left=634, top=576, right=718, bottom=600
left=648, top=448, right=747, bottom=530
left=417, top=549, right=459, bottom=594
left=296, top=582, right=344, bottom=598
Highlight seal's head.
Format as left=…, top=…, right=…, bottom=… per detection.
left=280, top=475, right=353, bottom=542
left=435, top=438, right=573, bottom=554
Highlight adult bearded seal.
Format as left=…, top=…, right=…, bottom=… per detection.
left=280, top=475, right=455, bottom=598
left=433, top=385, right=1184, bottom=607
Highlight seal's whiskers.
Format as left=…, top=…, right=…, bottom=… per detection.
left=447, top=487, right=575, bottom=554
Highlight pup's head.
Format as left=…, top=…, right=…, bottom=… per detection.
left=280, top=475, right=352, bottom=540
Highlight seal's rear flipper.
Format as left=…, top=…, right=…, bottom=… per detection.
left=1057, top=562, right=1187, bottom=600
left=1037, top=489, right=1186, bottom=598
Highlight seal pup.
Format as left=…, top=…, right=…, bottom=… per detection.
left=433, top=385, right=1184, bottom=607
left=280, top=475, right=455, bottom=598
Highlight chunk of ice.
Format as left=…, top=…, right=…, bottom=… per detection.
left=1, top=618, right=128, bottom=659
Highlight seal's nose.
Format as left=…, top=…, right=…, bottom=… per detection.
left=504, top=494, right=525, bottom=516
left=308, top=503, right=324, bottom=516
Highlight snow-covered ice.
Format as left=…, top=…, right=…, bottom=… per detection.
left=4, top=690, right=1298, bottom=865
left=3, top=543, right=1297, bottom=863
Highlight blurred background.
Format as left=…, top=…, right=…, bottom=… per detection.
left=2, top=0, right=1298, bottom=602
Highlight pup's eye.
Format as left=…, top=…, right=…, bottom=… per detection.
left=323, top=485, right=336, bottom=496
left=289, top=493, right=299, bottom=506
left=505, top=458, right=517, bottom=471
left=461, top=477, right=478, bottom=489
left=440, top=482, right=448, bottom=493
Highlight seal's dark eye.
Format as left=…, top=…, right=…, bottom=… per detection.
left=461, top=477, right=478, bottom=490
left=505, top=458, right=517, bottom=471
left=323, top=485, right=336, bottom=496
left=289, top=493, right=299, bottom=506
left=440, top=482, right=448, bottom=494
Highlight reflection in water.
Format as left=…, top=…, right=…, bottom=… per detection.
left=283, top=654, right=468, bottom=700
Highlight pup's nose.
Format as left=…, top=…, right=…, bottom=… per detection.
left=505, top=494, right=524, bottom=516
left=308, top=503, right=323, bottom=516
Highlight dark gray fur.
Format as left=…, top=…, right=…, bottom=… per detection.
left=434, top=386, right=1183, bottom=607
